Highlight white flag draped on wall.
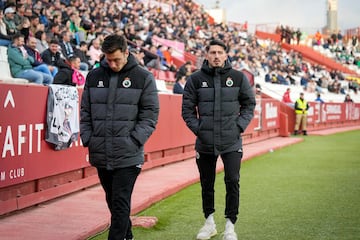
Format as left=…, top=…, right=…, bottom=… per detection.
left=46, top=84, right=79, bottom=150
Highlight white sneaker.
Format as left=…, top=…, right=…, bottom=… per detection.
left=223, top=219, right=237, bottom=240
left=196, top=214, right=217, bottom=240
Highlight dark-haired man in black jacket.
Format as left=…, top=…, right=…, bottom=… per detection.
left=80, top=34, right=159, bottom=240
left=182, top=39, right=256, bottom=240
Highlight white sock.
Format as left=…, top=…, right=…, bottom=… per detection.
left=225, top=218, right=234, bottom=231
left=206, top=213, right=215, bottom=224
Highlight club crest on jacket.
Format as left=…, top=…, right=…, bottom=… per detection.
left=123, top=78, right=131, bottom=88
left=226, top=77, right=233, bottom=87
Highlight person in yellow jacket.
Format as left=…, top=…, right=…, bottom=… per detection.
left=294, top=92, right=310, bottom=135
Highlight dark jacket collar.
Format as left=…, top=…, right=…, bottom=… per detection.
left=100, top=53, right=138, bottom=73
left=200, top=58, right=233, bottom=76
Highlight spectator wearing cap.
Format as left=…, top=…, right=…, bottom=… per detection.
left=3, top=6, right=18, bottom=36
left=0, top=10, right=11, bottom=46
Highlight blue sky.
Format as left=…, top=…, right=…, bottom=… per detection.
left=195, top=0, right=360, bottom=33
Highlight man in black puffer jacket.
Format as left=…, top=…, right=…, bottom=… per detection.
left=182, top=39, right=256, bottom=240
left=80, top=34, right=159, bottom=240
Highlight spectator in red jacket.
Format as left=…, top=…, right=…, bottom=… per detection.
left=282, top=88, right=293, bottom=106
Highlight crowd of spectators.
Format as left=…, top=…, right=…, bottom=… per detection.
left=276, top=25, right=302, bottom=45
left=311, top=28, right=360, bottom=73
left=0, top=0, right=358, bottom=98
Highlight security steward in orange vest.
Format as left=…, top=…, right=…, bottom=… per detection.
left=294, top=92, right=310, bottom=135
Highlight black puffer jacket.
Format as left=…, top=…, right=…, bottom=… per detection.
left=182, top=60, right=256, bottom=155
left=80, top=54, right=159, bottom=170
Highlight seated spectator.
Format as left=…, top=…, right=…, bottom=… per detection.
left=270, top=72, right=279, bottom=84
left=348, top=79, right=358, bottom=94
left=173, top=74, right=187, bottom=94
left=46, top=23, right=61, bottom=41
left=318, top=75, right=330, bottom=89
left=3, top=6, right=17, bottom=37
left=0, top=10, right=11, bottom=46
left=130, top=47, right=146, bottom=68
left=195, top=49, right=205, bottom=70
left=255, top=83, right=262, bottom=95
left=25, top=36, right=58, bottom=77
left=29, top=14, right=44, bottom=38
left=75, top=41, right=92, bottom=70
left=38, top=7, right=50, bottom=28
left=175, top=61, right=193, bottom=79
left=59, top=30, right=88, bottom=73
left=7, top=33, right=53, bottom=84
left=59, top=30, right=76, bottom=59
left=162, top=46, right=177, bottom=72
left=87, top=37, right=102, bottom=66
left=264, top=72, right=271, bottom=82
left=277, top=70, right=289, bottom=85
left=307, top=79, right=317, bottom=93
left=41, top=39, right=62, bottom=67
left=314, top=93, right=325, bottom=103
left=285, top=71, right=296, bottom=85
left=143, top=44, right=165, bottom=70
left=13, top=4, right=28, bottom=31
left=53, top=56, right=85, bottom=86
left=344, top=94, right=353, bottom=103
left=34, top=30, right=48, bottom=54
left=282, top=88, right=293, bottom=107
left=328, top=79, right=344, bottom=94
left=156, top=45, right=169, bottom=71
left=300, top=73, right=310, bottom=89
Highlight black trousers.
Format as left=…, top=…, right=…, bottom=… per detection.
left=97, top=166, right=141, bottom=240
left=196, top=151, right=243, bottom=224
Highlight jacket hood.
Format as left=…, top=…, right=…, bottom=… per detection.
left=200, top=58, right=233, bottom=76
left=100, top=53, right=138, bottom=73
left=57, top=59, right=72, bottom=70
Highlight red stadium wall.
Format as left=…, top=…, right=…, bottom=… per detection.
left=280, top=101, right=360, bottom=133
left=0, top=83, right=359, bottom=215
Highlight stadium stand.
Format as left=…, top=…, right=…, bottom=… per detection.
left=0, top=46, right=29, bottom=84
left=1, top=2, right=360, bottom=240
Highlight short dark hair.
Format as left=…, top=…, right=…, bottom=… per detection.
left=79, top=41, right=87, bottom=47
left=11, top=33, right=24, bottom=42
left=205, top=39, right=227, bottom=52
left=34, top=30, right=44, bottom=40
left=49, top=38, right=59, bottom=45
left=68, top=56, right=80, bottom=63
left=101, top=34, right=128, bottom=54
